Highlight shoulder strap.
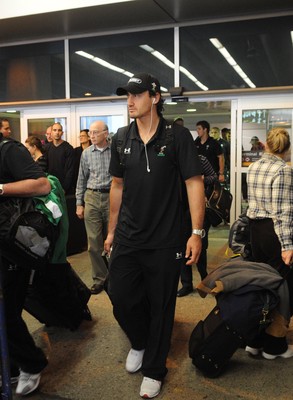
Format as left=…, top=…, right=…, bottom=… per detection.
left=116, top=123, right=133, bottom=167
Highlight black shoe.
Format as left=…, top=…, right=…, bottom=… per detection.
left=90, top=284, right=104, bottom=295
left=177, top=286, right=193, bottom=297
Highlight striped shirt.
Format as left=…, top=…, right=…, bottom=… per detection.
left=247, top=152, right=293, bottom=250
left=75, top=144, right=112, bottom=206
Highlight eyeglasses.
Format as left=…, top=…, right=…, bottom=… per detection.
left=89, top=129, right=107, bottom=135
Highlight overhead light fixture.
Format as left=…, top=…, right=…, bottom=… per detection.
left=76, top=50, right=168, bottom=92
left=76, top=51, right=133, bottom=77
left=84, top=92, right=92, bottom=96
left=6, top=110, right=17, bottom=113
left=291, top=31, right=293, bottom=46
left=209, top=38, right=256, bottom=88
left=140, top=45, right=209, bottom=91
left=187, top=109, right=197, bottom=112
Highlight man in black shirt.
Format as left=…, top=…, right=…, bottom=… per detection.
left=46, top=122, right=74, bottom=194
left=104, top=73, right=205, bottom=399
left=0, top=131, right=51, bottom=396
left=195, top=120, right=225, bottom=183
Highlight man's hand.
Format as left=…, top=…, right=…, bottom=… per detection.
left=104, top=232, right=115, bottom=255
left=282, top=250, right=293, bottom=267
left=185, top=235, right=202, bottom=265
left=76, top=205, right=84, bottom=219
left=218, top=174, right=225, bottom=183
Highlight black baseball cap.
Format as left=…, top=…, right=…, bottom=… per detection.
left=116, top=73, right=161, bottom=96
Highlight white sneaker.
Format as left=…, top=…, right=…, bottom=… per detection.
left=245, top=346, right=262, bottom=356
left=140, top=377, right=162, bottom=399
left=15, top=370, right=41, bottom=395
left=262, top=345, right=293, bottom=360
left=125, top=348, right=145, bottom=373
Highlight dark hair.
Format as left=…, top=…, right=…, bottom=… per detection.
left=0, top=118, right=9, bottom=129
left=196, top=120, right=210, bottom=133
left=25, top=136, right=44, bottom=154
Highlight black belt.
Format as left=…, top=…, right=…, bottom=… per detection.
left=87, top=188, right=110, bottom=193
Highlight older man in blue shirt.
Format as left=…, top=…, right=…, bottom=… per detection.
left=76, top=120, right=112, bottom=294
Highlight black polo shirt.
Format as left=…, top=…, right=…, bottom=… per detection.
left=109, top=118, right=202, bottom=249
left=194, top=135, right=223, bottom=174
left=0, top=138, right=45, bottom=185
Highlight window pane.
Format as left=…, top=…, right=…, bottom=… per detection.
left=242, top=108, right=292, bottom=167
left=27, top=117, right=67, bottom=143
left=0, top=42, right=65, bottom=101
left=180, top=16, right=293, bottom=91
left=70, top=29, right=173, bottom=98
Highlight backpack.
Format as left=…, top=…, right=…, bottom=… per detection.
left=228, top=212, right=252, bottom=259
left=206, top=180, right=233, bottom=227
left=0, top=139, right=59, bottom=268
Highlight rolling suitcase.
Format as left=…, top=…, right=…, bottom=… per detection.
left=189, top=306, right=243, bottom=378
left=24, top=262, right=92, bottom=331
left=189, top=285, right=279, bottom=378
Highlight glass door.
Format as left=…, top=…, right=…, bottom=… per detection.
left=235, top=94, right=293, bottom=220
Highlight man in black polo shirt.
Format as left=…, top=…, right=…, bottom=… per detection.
left=195, top=120, right=225, bottom=183
left=104, top=73, right=205, bottom=399
left=0, top=132, right=51, bottom=395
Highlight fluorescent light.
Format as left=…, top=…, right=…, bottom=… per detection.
left=187, top=109, right=197, bottom=112
left=75, top=50, right=94, bottom=60
left=209, top=38, right=256, bottom=88
left=76, top=50, right=134, bottom=78
left=1, top=0, right=134, bottom=19
left=291, top=31, right=293, bottom=45
left=140, top=44, right=209, bottom=91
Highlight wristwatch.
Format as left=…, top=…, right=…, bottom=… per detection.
left=192, top=228, right=206, bottom=238
left=0, top=184, right=4, bottom=195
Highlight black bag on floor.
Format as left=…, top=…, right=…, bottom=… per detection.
left=24, top=262, right=92, bottom=331
left=189, top=285, right=279, bottom=377
left=189, top=306, right=243, bottom=378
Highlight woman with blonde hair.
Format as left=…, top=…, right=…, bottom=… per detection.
left=246, top=127, right=293, bottom=359
left=25, top=135, right=48, bottom=172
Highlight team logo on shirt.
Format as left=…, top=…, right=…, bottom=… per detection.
left=124, top=148, right=131, bottom=154
left=157, top=145, right=166, bottom=157
left=176, top=252, right=183, bottom=259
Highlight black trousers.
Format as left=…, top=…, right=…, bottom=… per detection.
left=249, top=218, right=293, bottom=353
left=250, top=218, right=293, bottom=314
left=180, top=213, right=211, bottom=287
left=1, top=258, right=48, bottom=374
left=108, top=244, right=183, bottom=380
